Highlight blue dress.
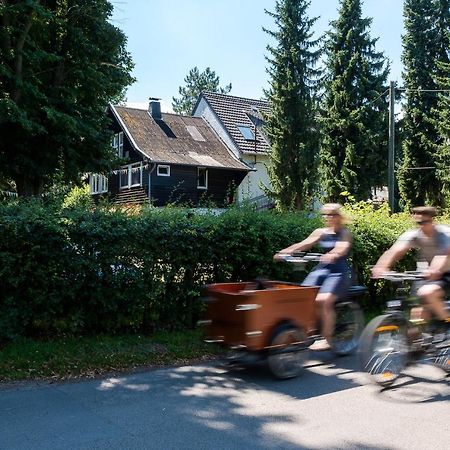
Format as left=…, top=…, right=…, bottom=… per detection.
left=301, top=228, right=352, bottom=298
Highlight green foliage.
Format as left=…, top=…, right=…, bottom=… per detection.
left=319, top=0, right=389, bottom=201
left=172, top=67, right=232, bottom=115
left=0, top=201, right=434, bottom=341
left=0, top=0, right=134, bottom=197
left=62, top=184, right=94, bottom=210
left=264, top=0, right=321, bottom=211
left=398, top=0, right=448, bottom=207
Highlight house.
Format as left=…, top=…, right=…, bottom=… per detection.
left=89, top=100, right=250, bottom=206
left=192, top=92, right=272, bottom=208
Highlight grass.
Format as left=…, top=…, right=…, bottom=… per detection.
left=0, top=330, right=220, bottom=383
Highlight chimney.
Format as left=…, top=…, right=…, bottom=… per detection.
left=149, top=97, right=162, bottom=120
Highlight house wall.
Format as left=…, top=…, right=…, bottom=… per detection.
left=151, top=165, right=245, bottom=207
left=193, top=98, right=271, bottom=204
left=238, top=154, right=270, bottom=202
left=193, top=99, right=241, bottom=160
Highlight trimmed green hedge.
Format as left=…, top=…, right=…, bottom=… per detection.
left=0, top=200, right=426, bottom=341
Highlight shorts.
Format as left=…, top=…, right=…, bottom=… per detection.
left=301, top=267, right=351, bottom=299
left=412, top=272, right=450, bottom=296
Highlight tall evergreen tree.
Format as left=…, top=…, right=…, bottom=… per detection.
left=397, top=0, right=445, bottom=206
left=0, top=0, right=134, bottom=197
left=264, top=0, right=321, bottom=210
left=319, top=0, right=389, bottom=202
left=433, top=2, right=450, bottom=202
left=172, top=67, right=232, bottom=115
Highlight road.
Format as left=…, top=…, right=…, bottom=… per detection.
left=0, top=353, right=448, bottom=450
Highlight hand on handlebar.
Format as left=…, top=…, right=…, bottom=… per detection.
left=371, top=265, right=389, bottom=279
left=423, top=268, right=442, bottom=281
left=320, top=252, right=339, bottom=264
left=273, top=252, right=291, bottom=262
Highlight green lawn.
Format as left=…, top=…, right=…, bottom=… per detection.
left=0, top=330, right=219, bottom=382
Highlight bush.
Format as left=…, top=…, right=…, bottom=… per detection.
left=0, top=200, right=430, bottom=341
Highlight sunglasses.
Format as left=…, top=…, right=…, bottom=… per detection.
left=321, top=213, right=338, bottom=217
left=415, top=219, right=432, bottom=225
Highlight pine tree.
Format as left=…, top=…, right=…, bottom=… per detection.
left=264, top=0, right=321, bottom=210
left=433, top=1, right=450, bottom=202
left=172, top=67, right=232, bottom=115
left=319, top=0, right=389, bottom=202
left=397, top=0, right=445, bottom=206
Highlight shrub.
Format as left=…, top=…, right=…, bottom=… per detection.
left=0, top=200, right=433, bottom=341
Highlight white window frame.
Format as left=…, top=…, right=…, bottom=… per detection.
left=119, top=162, right=143, bottom=189
left=157, top=164, right=170, bottom=177
left=90, top=174, right=108, bottom=194
left=112, top=131, right=124, bottom=157
left=197, top=167, right=208, bottom=190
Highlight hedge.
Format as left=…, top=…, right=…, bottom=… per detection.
left=0, top=200, right=433, bottom=341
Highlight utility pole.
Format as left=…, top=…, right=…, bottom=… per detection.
left=388, top=81, right=396, bottom=212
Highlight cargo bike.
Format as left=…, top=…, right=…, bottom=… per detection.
left=201, top=253, right=366, bottom=379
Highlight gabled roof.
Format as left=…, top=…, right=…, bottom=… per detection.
left=198, top=92, right=271, bottom=155
left=111, top=105, right=250, bottom=171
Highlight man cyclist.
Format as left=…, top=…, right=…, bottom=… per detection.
left=372, top=206, right=450, bottom=341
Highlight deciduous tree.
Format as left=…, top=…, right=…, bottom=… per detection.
left=0, top=0, right=134, bottom=196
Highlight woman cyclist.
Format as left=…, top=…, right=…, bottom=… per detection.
left=274, top=203, right=352, bottom=350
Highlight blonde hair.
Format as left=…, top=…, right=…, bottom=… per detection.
left=320, top=203, right=343, bottom=215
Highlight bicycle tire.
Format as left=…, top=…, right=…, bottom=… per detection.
left=332, top=301, right=364, bottom=356
left=359, top=313, right=409, bottom=387
left=267, top=324, right=309, bottom=379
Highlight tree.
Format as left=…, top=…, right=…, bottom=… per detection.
left=433, top=1, right=450, bottom=203
left=397, top=0, right=446, bottom=206
left=172, top=67, right=232, bottom=115
left=0, top=0, right=134, bottom=197
left=264, top=0, right=321, bottom=211
left=319, top=0, right=389, bottom=202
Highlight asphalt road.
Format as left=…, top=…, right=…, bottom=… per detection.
left=0, top=353, right=448, bottom=450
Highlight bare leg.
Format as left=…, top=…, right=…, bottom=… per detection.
left=316, top=292, right=337, bottom=343
left=417, top=284, right=449, bottom=321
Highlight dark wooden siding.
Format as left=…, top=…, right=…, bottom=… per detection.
left=150, top=165, right=246, bottom=207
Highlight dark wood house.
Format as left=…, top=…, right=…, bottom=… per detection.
left=89, top=100, right=251, bottom=206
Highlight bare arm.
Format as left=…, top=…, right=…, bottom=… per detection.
left=321, top=228, right=352, bottom=263
left=372, top=242, right=411, bottom=277
left=274, top=228, right=323, bottom=260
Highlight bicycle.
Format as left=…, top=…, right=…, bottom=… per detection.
left=201, top=252, right=366, bottom=379
left=359, top=271, right=450, bottom=387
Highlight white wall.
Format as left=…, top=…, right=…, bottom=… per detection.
left=194, top=98, right=272, bottom=203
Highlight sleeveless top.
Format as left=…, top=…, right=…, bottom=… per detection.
left=318, top=227, right=351, bottom=274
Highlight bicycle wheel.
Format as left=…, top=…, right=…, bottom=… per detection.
left=267, top=324, right=310, bottom=379
left=434, top=346, right=450, bottom=373
left=332, top=301, right=364, bottom=356
left=359, top=314, right=409, bottom=387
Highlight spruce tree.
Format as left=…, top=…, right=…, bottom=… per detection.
left=264, top=0, right=321, bottom=211
left=319, top=0, right=389, bottom=202
left=433, top=2, right=450, bottom=202
left=397, top=0, right=444, bottom=206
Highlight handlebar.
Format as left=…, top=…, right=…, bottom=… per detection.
left=379, top=271, right=426, bottom=282
left=276, top=252, right=323, bottom=264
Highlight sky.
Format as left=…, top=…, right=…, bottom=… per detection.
left=111, top=0, right=406, bottom=112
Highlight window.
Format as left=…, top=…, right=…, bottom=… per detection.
left=186, top=125, right=205, bottom=141
left=89, top=174, right=108, bottom=194
left=157, top=165, right=170, bottom=176
left=119, top=162, right=143, bottom=188
left=197, top=167, right=208, bottom=189
left=112, top=131, right=125, bottom=157
left=237, top=125, right=255, bottom=141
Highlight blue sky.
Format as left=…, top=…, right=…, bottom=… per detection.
left=111, top=0, right=405, bottom=112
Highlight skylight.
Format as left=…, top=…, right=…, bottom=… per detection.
left=237, top=125, right=255, bottom=140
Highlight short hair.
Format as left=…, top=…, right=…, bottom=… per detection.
left=411, top=206, right=437, bottom=217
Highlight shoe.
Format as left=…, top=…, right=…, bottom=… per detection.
left=309, top=339, right=331, bottom=351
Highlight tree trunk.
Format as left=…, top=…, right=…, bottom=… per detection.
left=14, top=174, right=43, bottom=197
